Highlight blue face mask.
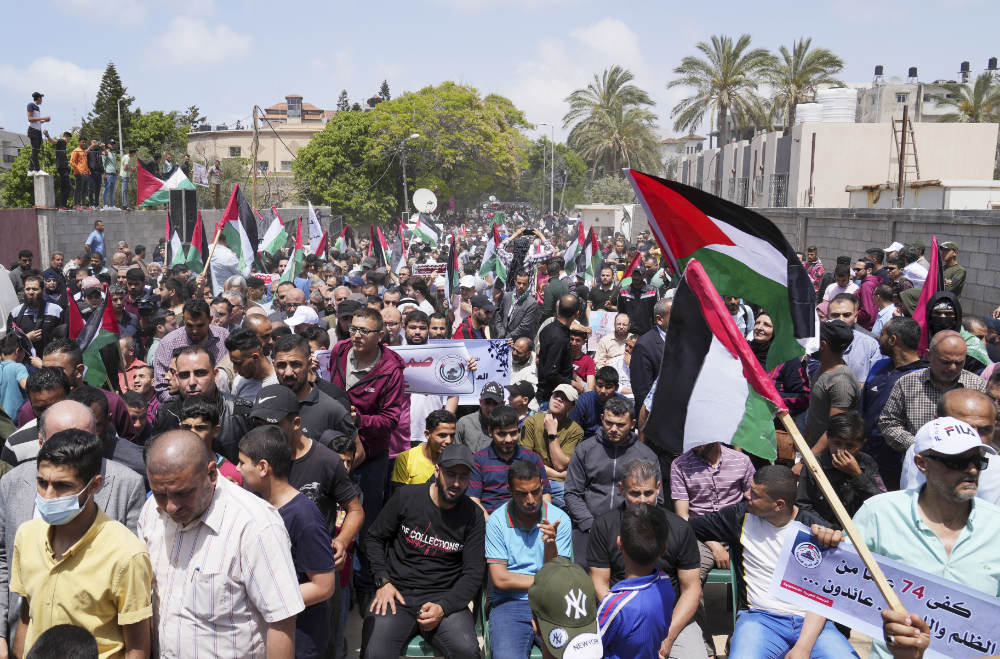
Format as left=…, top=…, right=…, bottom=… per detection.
left=35, top=477, right=95, bottom=526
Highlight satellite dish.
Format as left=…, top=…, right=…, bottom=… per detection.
left=412, top=188, right=437, bottom=214
left=489, top=195, right=497, bottom=203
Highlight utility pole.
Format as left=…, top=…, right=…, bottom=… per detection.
left=549, top=123, right=555, bottom=216
left=400, top=133, right=420, bottom=218
left=252, top=105, right=259, bottom=210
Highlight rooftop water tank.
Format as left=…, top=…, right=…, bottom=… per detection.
left=795, top=103, right=823, bottom=125
left=816, top=88, right=857, bottom=123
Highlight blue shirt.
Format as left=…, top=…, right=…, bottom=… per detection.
left=0, top=360, right=27, bottom=419
left=468, top=443, right=551, bottom=513
left=485, top=501, right=572, bottom=602
left=569, top=391, right=627, bottom=436
left=871, top=304, right=896, bottom=337
left=597, top=569, right=675, bottom=659
left=86, top=229, right=106, bottom=257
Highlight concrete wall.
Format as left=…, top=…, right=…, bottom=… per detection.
left=760, top=208, right=1000, bottom=318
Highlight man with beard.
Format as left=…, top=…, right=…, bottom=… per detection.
left=494, top=271, right=540, bottom=340
left=362, top=444, right=485, bottom=659
left=588, top=265, right=619, bottom=314
left=428, top=312, right=449, bottom=339
left=510, top=337, right=538, bottom=389
left=469, top=406, right=551, bottom=518
left=453, top=294, right=494, bottom=339
left=271, top=334, right=355, bottom=443
left=594, top=312, right=630, bottom=369
left=152, top=299, right=230, bottom=401
left=6, top=275, right=62, bottom=357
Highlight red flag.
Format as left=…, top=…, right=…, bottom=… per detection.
left=67, top=288, right=85, bottom=340
left=218, top=185, right=240, bottom=236
left=192, top=211, right=204, bottom=252
left=315, top=231, right=328, bottom=257
left=136, top=161, right=163, bottom=206
left=913, top=236, right=940, bottom=355
left=164, top=209, right=171, bottom=250
left=621, top=251, right=643, bottom=284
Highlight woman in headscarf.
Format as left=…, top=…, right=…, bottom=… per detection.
left=749, top=311, right=809, bottom=415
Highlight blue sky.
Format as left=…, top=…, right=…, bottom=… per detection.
left=1, top=0, right=996, bottom=143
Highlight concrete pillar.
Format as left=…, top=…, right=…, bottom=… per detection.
left=32, top=173, right=55, bottom=209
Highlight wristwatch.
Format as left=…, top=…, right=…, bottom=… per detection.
left=547, top=433, right=558, bottom=441
left=376, top=576, right=392, bottom=589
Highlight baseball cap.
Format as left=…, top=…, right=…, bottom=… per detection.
left=982, top=316, right=1000, bottom=332
left=250, top=385, right=300, bottom=424
left=940, top=241, right=959, bottom=251
left=345, top=276, right=364, bottom=287
left=553, top=383, right=579, bottom=404
left=481, top=381, right=504, bottom=403
left=820, top=320, right=854, bottom=353
left=459, top=275, right=476, bottom=289
left=470, top=294, right=495, bottom=313
left=505, top=381, right=535, bottom=400
left=884, top=241, right=904, bottom=253
left=438, top=443, right=475, bottom=470
left=286, top=305, right=319, bottom=329
left=361, top=257, right=377, bottom=269
left=914, top=416, right=996, bottom=457
left=528, top=556, right=603, bottom=659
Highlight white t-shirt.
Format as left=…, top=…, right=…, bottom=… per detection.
left=823, top=281, right=859, bottom=301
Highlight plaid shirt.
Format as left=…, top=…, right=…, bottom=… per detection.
left=877, top=367, right=986, bottom=451
left=151, top=324, right=230, bottom=401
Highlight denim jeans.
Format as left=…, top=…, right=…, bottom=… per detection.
left=120, top=176, right=130, bottom=207
left=489, top=599, right=537, bottom=659
left=548, top=480, right=565, bottom=509
left=729, top=609, right=859, bottom=659
left=103, top=173, right=117, bottom=207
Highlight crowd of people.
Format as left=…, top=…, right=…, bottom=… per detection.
left=0, top=190, right=994, bottom=659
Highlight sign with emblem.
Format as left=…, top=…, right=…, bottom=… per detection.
left=429, top=339, right=512, bottom=404
left=388, top=343, right=475, bottom=395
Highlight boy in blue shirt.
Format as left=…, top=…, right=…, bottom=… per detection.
left=0, top=335, right=28, bottom=420
left=597, top=503, right=675, bottom=659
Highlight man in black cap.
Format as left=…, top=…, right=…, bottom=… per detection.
left=363, top=443, right=485, bottom=658
left=25, top=92, right=50, bottom=176
left=805, top=320, right=861, bottom=461
left=452, top=294, right=494, bottom=339
left=455, top=381, right=505, bottom=454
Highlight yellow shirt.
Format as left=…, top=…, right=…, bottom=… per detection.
left=11, top=509, right=153, bottom=659
left=391, top=444, right=436, bottom=485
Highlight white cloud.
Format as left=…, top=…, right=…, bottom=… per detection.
left=53, top=0, right=148, bottom=26
left=0, top=56, right=102, bottom=126
left=434, top=0, right=577, bottom=11
left=154, top=17, right=251, bottom=67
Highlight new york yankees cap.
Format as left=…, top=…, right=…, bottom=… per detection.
left=528, top=556, right=603, bottom=658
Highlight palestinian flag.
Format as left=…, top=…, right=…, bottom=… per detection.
left=307, top=201, right=325, bottom=255
left=279, top=218, right=304, bottom=283
left=164, top=210, right=185, bottom=268
left=75, top=286, right=122, bottom=390
left=618, top=252, right=643, bottom=288
left=314, top=231, right=328, bottom=259
left=478, top=223, right=506, bottom=283
left=184, top=211, right=206, bottom=273
left=584, top=228, right=603, bottom=285
left=217, top=184, right=260, bottom=275
left=389, top=222, right=408, bottom=274
left=67, top=289, right=85, bottom=340
left=627, top=169, right=815, bottom=369
left=445, top=235, right=460, bottom=300
left=370, top=225, right=390, bottom=269
left=259, top=206, right=289, bottom=257
left=646, top=259, right=786, bottom=460
left=332, top=226, right=349, bottom=253
left=412, top=212, right=441, bottom=247
left=563, top=220, right=585, bottom=277
left=138, top=161, right=195, bottom=207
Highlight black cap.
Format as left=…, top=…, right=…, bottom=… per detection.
left=470, top=294, right=496, bottom=313
left=438, top=443, right=475, bottom=470
left=505, top=381, right=535, bottom=400
left=481, top=381, right=504, bottom=403
left=983, top=316, right=1000, bottom=332
left=250, top=385, right=300, bottom=424
left=32, top=92, right=43, bottom=99
left=820, top=320, right=854, bottom=354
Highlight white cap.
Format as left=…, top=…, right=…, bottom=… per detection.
left=459, top=275, right=476, bottom=289
left=884, top=241, right=905, bottom=253
left=913, top=417, right=997, bottom=456
left=285, top=305, right=319, bottom=329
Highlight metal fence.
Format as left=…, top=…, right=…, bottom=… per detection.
left=768, top=173, right=788, bottom=207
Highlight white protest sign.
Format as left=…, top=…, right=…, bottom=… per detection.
left=587, top=310, right=615, bottom=353
left=388, top=343, right=475, bottom=395
left=430, top=339, right=511, bottom=404
left=770, top=524, right=1000, bottom=658
left=192, top=163, right=208, bottom=186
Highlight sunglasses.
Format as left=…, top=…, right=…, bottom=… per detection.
left=922, top=453, right=989, bottom=472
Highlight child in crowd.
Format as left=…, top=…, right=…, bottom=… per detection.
left=178, top=396, right=242, bottom=484
left=0, top=335, right=27, bottom=421
left=796, top=410, right=886, bottom=527
left=322, top=429, right=357, bottom=659
left=122, top=391, right=152, bottom=446
left=596, top=504, right=675, bottom=659
left=238, top=425, right=336, bottom=659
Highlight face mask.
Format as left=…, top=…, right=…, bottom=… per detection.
left=36, top=477, right=95, bottom=526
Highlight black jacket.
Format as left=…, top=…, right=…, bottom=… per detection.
left=536, top=320, right=572, bottom=403
left=631, top=326, right=664, bottom=421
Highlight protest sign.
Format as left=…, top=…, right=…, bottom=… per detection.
left=315, top=349, right=332, bottom=381
left=770, top=523, right=1000, bottom=658
left=587, top=310, right=616, bottom=353
left=250, top=272, right=281, bottom=289
left=414, top=263, right=447, bottom=276
left=192, top=163, right=208, bottom=186
left=430, top=339, right=511, bottom=404
left=388, top=343, right=474, bottom=395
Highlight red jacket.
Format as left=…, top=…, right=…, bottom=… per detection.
left=857, top=274, right=881, bottom=331
left=329, top=339, right=406, bottom=460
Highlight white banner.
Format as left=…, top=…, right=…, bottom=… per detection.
left=389, top=343, right=475, bottom=395
left=192, top=163, right=208, bottom=186
left=429, top=339, right=511, bottom=404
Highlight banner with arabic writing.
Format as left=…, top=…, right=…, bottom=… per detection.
left=770, top=524, right=1000, bottom=658
left=388, top=343, right=474, bottom=395
left=429, top=339, right=511, bottom=404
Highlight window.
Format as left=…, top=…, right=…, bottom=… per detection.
left=287, top=97, right=301, bottom=119
left=896, top=93, right=908, bottom=104
left=229, top=146, right=241, bottom=157
left=280, top=160, right=293, bottom=172
left=257, top=161, right=269, bottom=173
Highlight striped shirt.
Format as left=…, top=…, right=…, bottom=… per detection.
left=467, top=443, right=551, bottom=513
left=878, top=367, right=986, bottom=451
left=152, top=324, right=230, bottom=401
left=669, top=445, right=755, bottom=518
left=138, top=476, right=304, bottom=659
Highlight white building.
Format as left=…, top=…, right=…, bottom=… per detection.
left=0, top=129, right=27, bottom=170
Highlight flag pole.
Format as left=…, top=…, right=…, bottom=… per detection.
left=778, top=412, right=904, bottom=613
left=196, top=222, right=224, bottom=296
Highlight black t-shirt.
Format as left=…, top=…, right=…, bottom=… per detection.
left=297, top=386, right=356, bottom=442
left=54, top=139, right=68, bottom=170
left=313, top=377, right=353, bottom=413
left=365, top=483, right=486, bottom=615
left=589, top=285, right=617, bottom=311
left=587, top=503, right=700, bottom=595
left=288, top=440, right=358, bottom=533
left=279, top=492, right=336, bottom=659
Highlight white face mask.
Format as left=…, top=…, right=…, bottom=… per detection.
left=35, top=477, right=95, bottom=526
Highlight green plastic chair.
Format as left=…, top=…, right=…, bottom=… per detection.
left=706, top=564, right=739, bottom=631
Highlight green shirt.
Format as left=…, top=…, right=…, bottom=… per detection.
left=519, top=414, right=584, bottom=479
left=853, top=487, right=1000, bottom=659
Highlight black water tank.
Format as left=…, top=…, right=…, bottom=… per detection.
left=874, top=64, right=884, bottom=76
left=908, top=66, right=918, bottom=78
left=960, top=61, right=971, bottom=73
left=989, top=57, right=998, bottom=71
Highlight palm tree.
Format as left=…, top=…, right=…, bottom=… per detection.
left=563, top=66, right=660, bottom=177
left=766, top=38, right=844, bottom=129
left=668, top=34, right=775, bottom=147
left=928, top=72, right=1000, bottom=123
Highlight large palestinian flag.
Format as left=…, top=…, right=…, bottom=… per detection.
left=217, top=184, right=259, bottom=275
left=412, top=213, right=441, bottom=247
left=138, top=161, right=195, bottom=207
left=627, top=169, right=815, bottom=369
left=71, top=286, right=122, bottom=390
left=646, top=259, right=786, bottom=460
left=563, top=220, right=586, bottom=276
left=259, top=206, right=289, bottom=258
left=279, top=218, right=304, bottom=284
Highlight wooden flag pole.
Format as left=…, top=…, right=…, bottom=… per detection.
left=195, top=224, right=224, bottom=296
left=778, top=412, right=905, bottom=613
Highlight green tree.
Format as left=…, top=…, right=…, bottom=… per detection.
left=336, top=90, right=350, bottom=112
left=929, top=72, right=1000, bottom=123
left=129, top=110, right=188, bottom=161
left=520, top=139, right=588, bottom=211
left=563, top=66, right=660, bottom=177
left=177, top=105, right=207, bottom=132
left=293, top=110, right=397, bottom=222
left=668, top=34, right=775, bottom=147
left=81, top=62, right=134, bottom=144
left=379, top=80, right=391, bottom=101
left=765, top=38, right=844, bottom=129
left=350, top=102, right=362, bottom=112
left=584, top=174, right=636, bottom=205
left=0, top=142, right=58, bottom=208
